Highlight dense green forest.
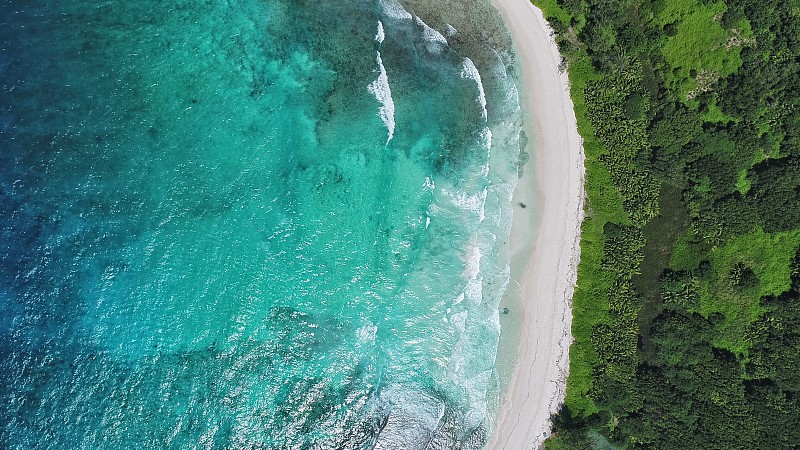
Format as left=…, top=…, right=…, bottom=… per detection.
left=533, top=0, right=800, bottom=447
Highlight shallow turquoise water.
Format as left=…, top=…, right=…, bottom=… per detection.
left=0, top=0, right=523, bottom=447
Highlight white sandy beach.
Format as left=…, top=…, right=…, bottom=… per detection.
left=487, top=1, right=585, bottom=449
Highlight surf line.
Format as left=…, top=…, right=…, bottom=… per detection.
left=368, top=20, right=396, bottom=144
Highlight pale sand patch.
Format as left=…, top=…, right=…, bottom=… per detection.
left=487, top=1, right=585, bottom=449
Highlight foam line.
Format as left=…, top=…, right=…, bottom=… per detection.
left=460, top=57, right=488, bottom=121
left=367, top=51, right=396, bottom=143
left=444, top=23, right=458, bottom=38
left=379, top=0, right=412, bottom=20
left=444, top=188, right=488, bottom=223
left=414, top=16, right=448, bottom=45
left=376, top=20, right=385, bottom=44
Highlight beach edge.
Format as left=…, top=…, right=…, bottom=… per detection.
left=487, top=1, right=585, bottom=448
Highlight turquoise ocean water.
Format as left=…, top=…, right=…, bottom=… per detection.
left=0, top=0, right=525, bottom=447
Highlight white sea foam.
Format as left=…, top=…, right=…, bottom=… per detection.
left=457, top=239, right=484, bottom=307
left=490, top=47, right=521, bottom=111
left=478, top=189, right=488, bottom=223
left=444, top=23, right=458, bottom=38
left=451, top=310, right=468, bottom=332
left=367, top=51, right=396, bottom=143
left=379, top=0, right=412, bottom=20
left=374, top=385, right=446, bottom=449
left=464, top=276, right=483, bottom=303
left=489, top=308, right=501, bottom=333
left=464, top=369, right=492, bottom=427
left=375, top=20, right=385, bottom=44
left=460, top=57, right=488, bottom=121
left=423, top=176, right=435, bottom=190
left=480, top=127, right=492, bottom=176
left=414, top=16, right=448, bottom=45
left=443, top=188, right=487, bottom=222
left=356, top=322, right=377, bottom=344
left=480, top=127, right=492, bottom=151
left=462, top=243, right=482, bottom=280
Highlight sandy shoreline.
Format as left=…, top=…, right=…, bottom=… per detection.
left=487, top=1, right=585, bottom=449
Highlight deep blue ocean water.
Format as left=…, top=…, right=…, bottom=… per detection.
left=0, top=0, right=524, bottom=447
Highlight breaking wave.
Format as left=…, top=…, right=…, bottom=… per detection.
left=368, top=50, right=396, bottom=143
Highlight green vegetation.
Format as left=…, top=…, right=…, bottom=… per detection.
left=656, top=0, right=747, bottom=101
left=533, top=0, right=800, bottom=446
left=710, top=229, right=800, bottom=298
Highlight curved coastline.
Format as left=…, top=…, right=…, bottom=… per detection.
left=487, top=1, right=586, bottom=448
